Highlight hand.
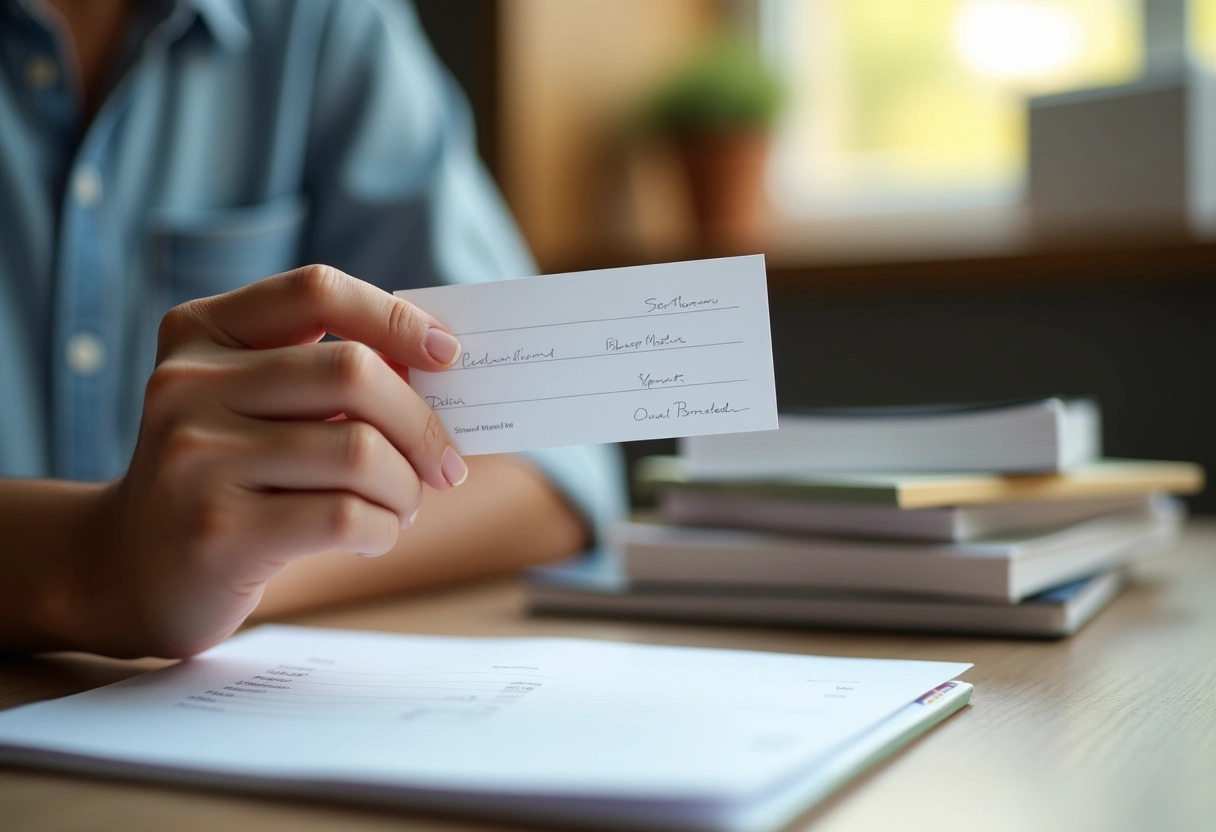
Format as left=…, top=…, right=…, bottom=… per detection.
left=81, top=265, right=467, bottom=658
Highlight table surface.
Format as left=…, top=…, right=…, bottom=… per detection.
left=3, top=521, right=1214, bottom=832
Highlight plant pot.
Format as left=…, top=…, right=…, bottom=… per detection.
left=676, top=129, right=771, bottom=246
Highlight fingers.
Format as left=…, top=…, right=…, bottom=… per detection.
left=229, top=419, right=422, bottom=528
left=181, top=265, right=462, bottom=371
left=231, top=491, right=402, bottom=566
left=213, top=341, right=465, bottom=492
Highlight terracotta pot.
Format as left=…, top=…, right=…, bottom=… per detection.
left=676, top=129, right=771, bottom=246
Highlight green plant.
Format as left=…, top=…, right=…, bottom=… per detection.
left=642, top=34, right=784, bottom=135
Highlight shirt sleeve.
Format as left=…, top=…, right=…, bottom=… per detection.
left=300, top=0, right=626, bottom=548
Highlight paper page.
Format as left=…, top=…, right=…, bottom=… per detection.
left=0, top=626, right=967, bottom=802
left=394, top=255, right=778, bottom=454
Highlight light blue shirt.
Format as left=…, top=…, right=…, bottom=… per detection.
left=0, top=0, right=624, bottom=539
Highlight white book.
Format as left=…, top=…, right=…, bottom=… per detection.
left=680, top=397, right=1101, bottom=476
left=0, top=626, right=971, bottom=832
left=620, top=497, right=1181, bottom=602
left=529, top=559, right=1128, bottom=638
left=660, top=490, right=1151, bottom=542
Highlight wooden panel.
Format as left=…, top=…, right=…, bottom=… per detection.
left=498, top=0, right=715, bottom=266
left=545, top=234, right=1216, bottom=296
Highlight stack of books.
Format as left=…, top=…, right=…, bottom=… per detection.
left=529, top=398, right=1205, bottom=637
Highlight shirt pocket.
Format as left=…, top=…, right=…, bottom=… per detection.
left=148, top=194, right=309, bottom=306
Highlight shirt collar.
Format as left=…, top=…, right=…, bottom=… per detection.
left=4, top=0, right=250, bottom=54
left=183, top=0, right=251, bottom=54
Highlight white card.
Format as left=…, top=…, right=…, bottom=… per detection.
left=395, top=255, right=778, bottom=454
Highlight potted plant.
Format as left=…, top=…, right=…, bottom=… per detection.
left=642, top=34, right=784, bottom=244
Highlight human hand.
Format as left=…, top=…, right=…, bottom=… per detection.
left=81, top=265, right=467, bottom=658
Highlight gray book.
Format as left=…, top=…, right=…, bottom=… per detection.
left=659, top=489, right=1153, bottom=542
left=617, top=497, right=1181, bottom=602
left=529, top=559, right=1129, bottom=638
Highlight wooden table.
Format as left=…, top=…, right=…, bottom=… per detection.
left=3, top=521, right=1214, bottom=832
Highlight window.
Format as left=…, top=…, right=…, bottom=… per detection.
left=760, top=0, right=1143, bottom=217
left=1196, top=0, right=1216, bottom=68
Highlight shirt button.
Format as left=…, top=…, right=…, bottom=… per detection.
left=24, top=55, right=59, bottom=90
left=65, top=332, right=106, bottom=376
left=72, top=165, right=103, bottom=207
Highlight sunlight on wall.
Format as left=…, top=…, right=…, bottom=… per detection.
left=1195, top=0, right=1216, bottom=68
left=954, top=0, right=1085, bottom=81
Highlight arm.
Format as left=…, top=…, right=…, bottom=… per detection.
left=0, top=480, right=107, bottom=654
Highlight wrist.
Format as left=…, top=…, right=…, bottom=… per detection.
left=48, top=481, right=123, bottom=653
left=0, top=479, right=113, bottom=654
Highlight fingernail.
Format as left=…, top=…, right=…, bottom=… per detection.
left=357, top=551, right=383, bottom=559
left=441, top=446, right=468, bottom=488
left=424, top=327, right=461, bottom=366
left=402, top=507, right=419, bottom=529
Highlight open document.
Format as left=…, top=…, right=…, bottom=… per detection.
left=0, top=626, right=971, bottom=832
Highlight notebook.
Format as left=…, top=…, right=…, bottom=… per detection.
left=617, top=496, right=1181, bottom=602
left=0, top=626, right=971, bottom=832
left=658, top=489, right=1152, bottom=541
left=528, top=559, right=1128, bottom=638
left=679, top=397, right=1100, bottom=475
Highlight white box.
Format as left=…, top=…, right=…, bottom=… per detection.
left=1027, top=65, right=1216, bottom=238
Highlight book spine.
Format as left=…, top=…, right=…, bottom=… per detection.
left=622, top=538, right=1012, bottom=601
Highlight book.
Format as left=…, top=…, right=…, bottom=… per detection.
left=659, top=489, right=1152, bottom=542
left=680, top=397, right=1101, bottom=476
left=0, top=625, right=971, bottom=832
left=638, top=455, right=1205, bottom=509
left=528, top=559, right=1128, bottom=638
left=618, top=497, right=1181, bottom=602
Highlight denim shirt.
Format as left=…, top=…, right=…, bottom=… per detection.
left=0, top=0, right=625, bottom=539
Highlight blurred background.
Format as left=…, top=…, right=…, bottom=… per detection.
left=414, top=0, right=1216, bottom=513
